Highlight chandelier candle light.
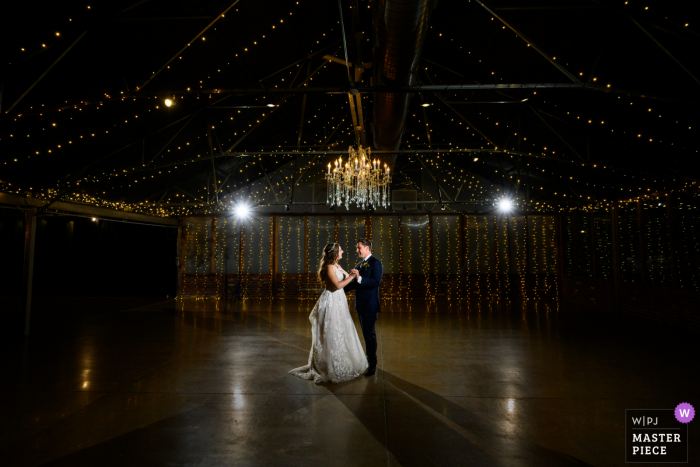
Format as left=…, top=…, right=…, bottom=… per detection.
left=326, top=146, right=391, bottom=210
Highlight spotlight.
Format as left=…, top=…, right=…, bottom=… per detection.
left=421, top=102, right=431, bottom=107
left=284, top=204, right=290, bottom=211
left=498, top=199, right=512, bottom=211
left=234, top=204, right=250, bottom=218
left=267, top=103, right=276, bottom=108
left=473, top=157, right=479, bottom=162
left=440, top=204, right=446, bottom=210
left=164, top=98, right=173, bottom=107
left=91, top=217, right=97, bottom=221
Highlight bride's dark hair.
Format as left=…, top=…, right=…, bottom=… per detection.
left=318, top=243, right=341, bottom=283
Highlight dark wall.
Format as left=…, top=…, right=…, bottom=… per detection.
left=0, top=214, right=177, bottom=297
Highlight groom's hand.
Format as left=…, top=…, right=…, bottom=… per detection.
left=350, top=269, right=359, bottom=276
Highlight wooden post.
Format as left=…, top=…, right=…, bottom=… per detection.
left=398, top=215, right=404, bottom=274
left=554, top=214, right=564, bottom=278
left=459, top=214, right=466, bottom=296
left=572, top=213, right=578, bottom=275
left=637, top=200, right=646, bottom=283
left=176, top=219, right=183, bottom=297
left=304, top=216, right=310, bottom=274
left=179, top=217, right=187, bottom=297
left=271, top=215, right=277, bottom=297
left=524, top=215, right=530, bottom=274
left=210, top=216, right=216, bottom=274
left=492, top=215, right=499, bottom=275
left=20, top=209, right=37, bottom=336
left=590, top=211, right=596, bottom=278
left=428, top=214, right=434, bottom=274
left=666, top=194, right=678, bottom=288
left=611, top=203, right=621, bottom=312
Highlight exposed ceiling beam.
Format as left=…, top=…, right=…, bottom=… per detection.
left=473, top=0, right=582, bottom=83
left=4, top=31, right=88, bottom=115
left=135, top=0, right=242, bottom=91
left=117, top=83, right=687, bottom=102
left=628, top=16, right=700, bottom=87
left=113, top=16, right=215, bottom=21
left=493, top=6, right=610, bottom=10
left=0, top=192, right=177, bottom=226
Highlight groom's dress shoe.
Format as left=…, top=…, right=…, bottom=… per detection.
left=365, top=366, right=377, bottom=377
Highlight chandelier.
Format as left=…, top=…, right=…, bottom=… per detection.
left=326, top=146, right=391, bottom=210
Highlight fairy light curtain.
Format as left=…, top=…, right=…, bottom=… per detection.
left=278, top=216, right=304, bottom=274
left=465, top=216, right=493, bottom=274
left=618, top=202, right=643, bottom=283
left=642, top=203, right=671, bottom=287
left=562, top=214, right=594, bottom=277
left=184, top=217, right=211, bottom=274
left=337, top=216, right=365, bottom=271
left=401, top=215, right=430, bottom=275
left=674, top=209, right=699, bottom=292
left=371, top=216, right=399, bottom=274
left=183, top=214, right=563, bottom=280
left=593, top=214, right=613, bottom=280
left=307, top=216, right=334, bottom=273
left=527, top=216, right=557, bottom=274
left=495, top=217, right=511, bottom=275
left=506, top=216, right=526, bottom=275
left=243, top=216, right=270, bottom=274
left=218, top=217, right=240, bottom=274
left=433, top=216, right=460, bottom=275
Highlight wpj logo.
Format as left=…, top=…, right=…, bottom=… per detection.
left=626, top=409, right=688, bottom=463
left=678, top=406, right=693, bottom=420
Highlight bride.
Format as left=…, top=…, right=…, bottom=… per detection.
left=289, top=243, right=369, bottom=384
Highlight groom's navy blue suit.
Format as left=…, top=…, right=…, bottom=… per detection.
left=344, top=255, right=383, bottom=368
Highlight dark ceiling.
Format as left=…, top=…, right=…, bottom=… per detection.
left=1, top=0, right=698, bottom=216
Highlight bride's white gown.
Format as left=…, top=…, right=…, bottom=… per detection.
left=289, top=266, right=369, bottom=384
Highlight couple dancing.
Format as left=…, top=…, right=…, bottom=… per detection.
left=289, top=238, right=382, bottom=384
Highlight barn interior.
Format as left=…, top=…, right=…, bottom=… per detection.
left=1, top=1, right=699, bottom=465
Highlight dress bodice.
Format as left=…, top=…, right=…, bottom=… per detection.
left=324, top=265, right=345, bottom=293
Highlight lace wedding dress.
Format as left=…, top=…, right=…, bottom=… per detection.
left=289, top=266, right=369, bottom=384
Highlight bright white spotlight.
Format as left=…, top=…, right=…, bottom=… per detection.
left=235, top=204, right=250, bottom=217
left=164, top=98, right=173, bottom=107
left=499, top=199, right=512, bottom=211
left=266, top=103, right=276, bottom=107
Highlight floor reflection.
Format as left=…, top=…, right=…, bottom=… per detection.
left=2, top=297, right=699, bottom=467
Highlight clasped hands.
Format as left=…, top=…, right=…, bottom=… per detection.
left=349, top=269, right=360, bottom=280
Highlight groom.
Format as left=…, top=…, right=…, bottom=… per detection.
left=344, top=238, right=383, bottom=376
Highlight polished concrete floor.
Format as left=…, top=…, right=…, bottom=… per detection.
left=2, top=296, right=699, bottom=467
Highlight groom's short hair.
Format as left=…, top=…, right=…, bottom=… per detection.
left=357, top=238, right=372, bottom=250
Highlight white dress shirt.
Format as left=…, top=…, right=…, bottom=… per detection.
left=356, top=254, right=372, bottom=283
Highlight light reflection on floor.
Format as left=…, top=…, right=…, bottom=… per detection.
left=2, top=297, right=698, bottom=467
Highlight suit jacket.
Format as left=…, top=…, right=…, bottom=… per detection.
left=344, top=256, right=383, bottom=313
